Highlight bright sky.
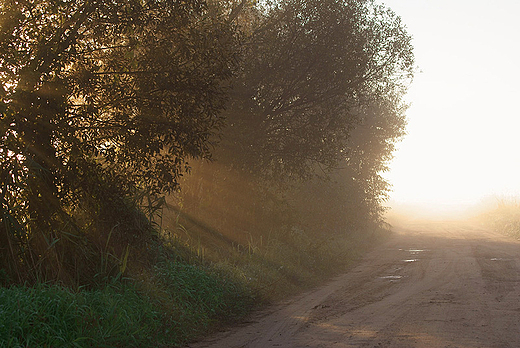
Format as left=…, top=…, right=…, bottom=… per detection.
left=380, top=0, right=520, bottom=210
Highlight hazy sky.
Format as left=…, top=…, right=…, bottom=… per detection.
left=379, top=0, right=520, bottom=208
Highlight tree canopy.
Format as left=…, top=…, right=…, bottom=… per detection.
left=0, top=0, right=237, bottom=227
left=0, top=0, right=414, bottom=284
left=220, top=0, right=414, bottom=181
left=0, top=0, right=239, bottom=281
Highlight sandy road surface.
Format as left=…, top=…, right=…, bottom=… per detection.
left=188, top=221, right=520, bottom=347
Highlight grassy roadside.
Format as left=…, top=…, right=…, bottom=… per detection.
left=0, top=223, right=388, bottom=348
left=0, top=258, right=253, bottom=348
left=478, top=198, right=520, bottom=238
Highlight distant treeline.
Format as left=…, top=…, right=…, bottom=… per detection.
left=0, top=0, right=414, bottom=285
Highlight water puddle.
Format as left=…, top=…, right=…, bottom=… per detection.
left=399, top=248, right=427, bottom=254
left=490, top=258, right=512, bottom=261
left=402, top=259, right=418, bottom=263
left=379, top=275, right=403, bottom=280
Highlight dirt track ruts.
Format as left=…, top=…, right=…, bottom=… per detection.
left=187, top=221, right=520, bottom=347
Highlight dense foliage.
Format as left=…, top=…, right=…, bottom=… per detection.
left=175, top=0, right=413, bottom=246
left=221, top=0, right=413, bottom=180
left=0, top=0, right=238, bottom=282
left=1, top=0, right=413, bottom=286
left=0, top=0, right=414, bottom=345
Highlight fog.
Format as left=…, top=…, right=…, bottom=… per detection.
left=386, top=200, right=489, bottom=223
left=381, top=0, right=520, bottom=216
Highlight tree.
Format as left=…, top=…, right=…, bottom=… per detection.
left=0, top=0, right=238, bottom=282
left=219, top=0, right=414, bottom=181
left=289, top=95, right=409, bottom=235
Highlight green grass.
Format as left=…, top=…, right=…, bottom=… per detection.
left=0, top=283, right=155, bottom=347
left=153, top=260, right=253, bottom=333
left=0, top=260, right=254, bottom=348
left=0, top=216, right=386, bottom=348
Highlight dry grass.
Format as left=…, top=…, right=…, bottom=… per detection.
left=478, top=197, right=520, bottom=238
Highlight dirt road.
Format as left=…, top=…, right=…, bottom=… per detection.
left=188, top=221, right=520, bottom=347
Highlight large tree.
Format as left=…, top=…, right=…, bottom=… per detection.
left=0, top=0, right=238, bottom=280
left=289, top=95, right=409, bottom=234
left=219, top=0, right=414, bottom=181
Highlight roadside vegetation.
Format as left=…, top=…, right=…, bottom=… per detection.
left=0, top=222, right=387, bottom=348
left=478, top=197, right=520, bottom=239
left=0, top=0, right=413, bottom=346
left=0, top=261, right=254, bottom=347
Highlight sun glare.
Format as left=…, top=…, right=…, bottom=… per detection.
left=380, top=0, right=520, bottom=217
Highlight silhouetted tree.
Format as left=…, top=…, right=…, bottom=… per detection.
left=167, top=0, right=414, bottom=249
left=290, top=95, right=408, bottom=234
left=219, top=0, right=413, bottom=181
left=0, top=0, right=238, bottom=282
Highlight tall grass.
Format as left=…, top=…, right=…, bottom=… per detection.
left=480, top=197, right=520, bottom=238
left=0, top=283, right=159, bottom=348
left=159, top=215, right=385, bottom=303
left=0, top=258, right=254, bottom=348
left=0, top=206, right=387, bottom=348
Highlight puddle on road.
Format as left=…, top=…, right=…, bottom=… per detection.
left=399, top=248, right=428, bottom=255
left=490, top=258, right=512, bottom=261
left=377, top=250, right=426, bottom=282
left=378, top=275, right=403, bottom=281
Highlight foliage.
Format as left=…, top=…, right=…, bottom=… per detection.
left=0, top=0, right=413, bottom=345
left=0, top=0, right=413, bottom=284
left=220, top=0, right=414, bottom=181
left=190, top=0, right=415, bottom=238
left=0, top=257, right=254, bottom=348
left=168, top=0, right=413, bottom=251
left=0, top=0, right=238, bottom=283
left=479, top=197, right=520, bottom=238
left=0, top=283, right=159, bottom=347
